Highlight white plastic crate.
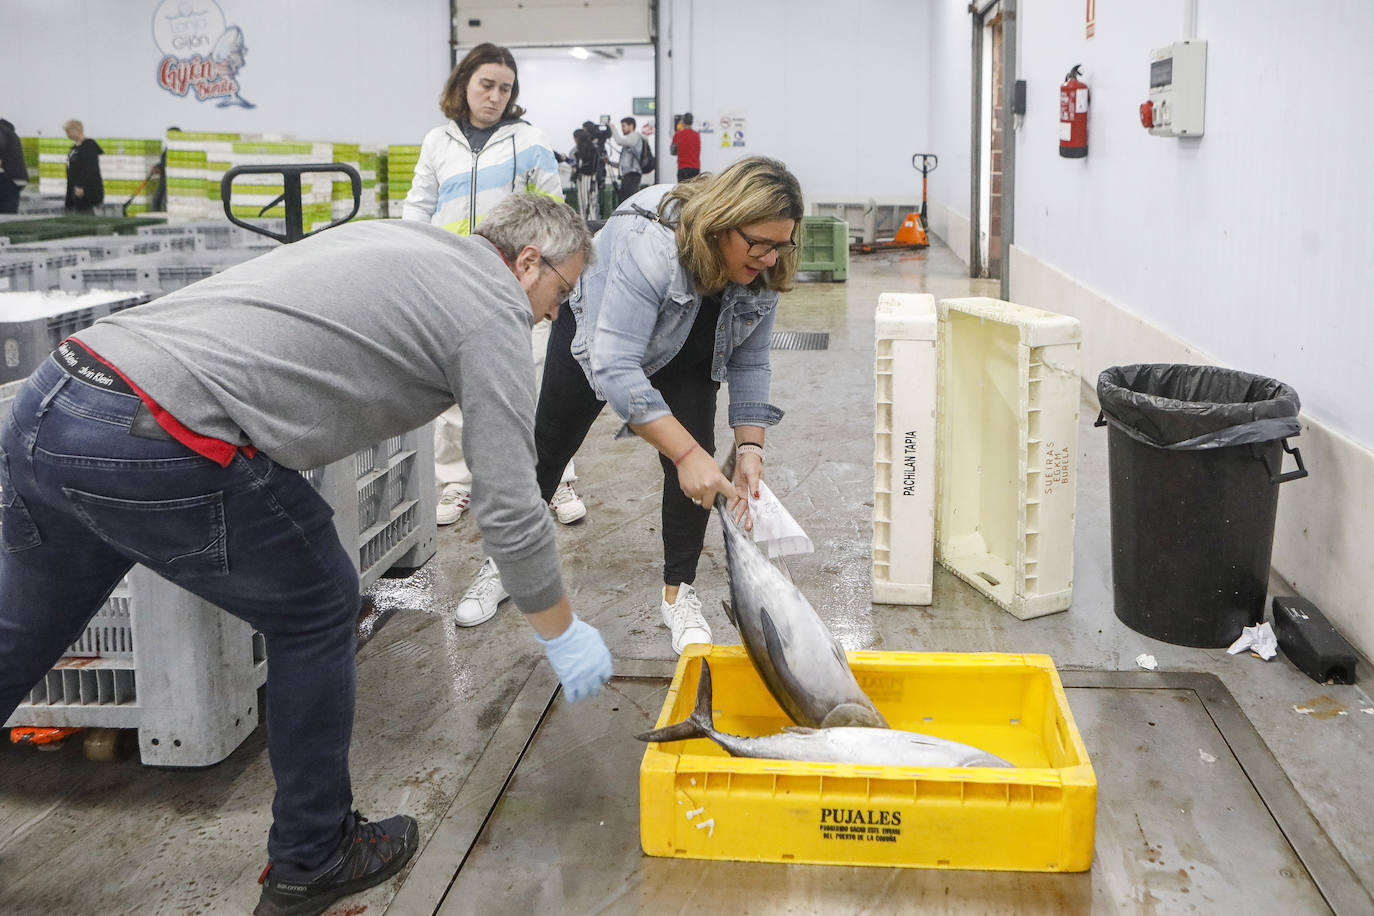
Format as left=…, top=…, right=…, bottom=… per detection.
left=4, top=426, right=437, bottom=765
left=0, top=290, right=153, bottom=383
left=872, top=293, right=938, bottom=605
left=936, top=298, right=1081, bottom=619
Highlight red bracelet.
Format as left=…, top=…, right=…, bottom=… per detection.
left=673, top=443, right=699, bottom=466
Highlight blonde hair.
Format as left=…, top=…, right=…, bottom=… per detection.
left=63, top=119, right=83, bottom=133
left=659, top=156, right=804, bottom=294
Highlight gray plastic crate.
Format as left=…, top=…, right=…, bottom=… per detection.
left=300, top=424, right=438, bottom=590
left=3, top=421, right=436, bottom=765
left=3, top=250, right=96, bottom=292
left=136, top=219, right=285, bottom=250
left=0, top=253, right=45, bottom=292
left=0, top=290, right=153, bottom=383
left=8, top=232, right=198, bottom=264
left=61, top=248, right=271, bottom=294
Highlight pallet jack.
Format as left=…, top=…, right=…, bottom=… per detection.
left=850, top=153, right=938, bottom=254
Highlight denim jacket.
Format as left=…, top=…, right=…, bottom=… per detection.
left=569, top=185, right=785, bottom=438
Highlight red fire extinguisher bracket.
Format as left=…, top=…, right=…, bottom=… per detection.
left=1060, top=64, right=1089, bottom=159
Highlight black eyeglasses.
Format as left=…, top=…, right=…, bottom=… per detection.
left=540, top=255, right=575, bottom=302
left=732, top=227, right=798, bottom=259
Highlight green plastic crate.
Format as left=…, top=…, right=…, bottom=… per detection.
left=798, top=215, right=849, bottom=282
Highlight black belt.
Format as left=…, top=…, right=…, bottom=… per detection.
left=52, top=341, right=175, bottom=441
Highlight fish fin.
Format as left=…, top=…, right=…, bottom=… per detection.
left=760, top=607, right=789, bottom=659
left=635, top=720, right=705, bottom=743
left=635, top=658, right=716, bottom=743
left=820, top=703, right=889, bottom=729
left=721, top=599, right=737, bottom=627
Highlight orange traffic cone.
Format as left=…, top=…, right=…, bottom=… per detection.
left=892, top=212, right=929, bottom=247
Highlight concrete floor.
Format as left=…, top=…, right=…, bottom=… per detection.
left=1, top=240, right=1372, bottom=915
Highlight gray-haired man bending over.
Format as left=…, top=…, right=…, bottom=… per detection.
left=0, top=193, right=609, bottom=916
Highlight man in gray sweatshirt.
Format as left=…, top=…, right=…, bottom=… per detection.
left=0, top=193, right=609, bottom=916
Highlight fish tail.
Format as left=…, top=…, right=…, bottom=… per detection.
left=635, top=658, right=717, bottom=743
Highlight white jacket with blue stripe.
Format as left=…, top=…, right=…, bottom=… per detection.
left=402, top=119, right=562, bottom=234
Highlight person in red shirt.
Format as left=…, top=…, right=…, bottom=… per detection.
left=671, top=112, right=701, bottom=182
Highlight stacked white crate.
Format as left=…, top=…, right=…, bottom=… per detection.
left=872, top=293, right=938, bottom=605
left=223, top=139, right=336, bottom=232
left=935, top=298, right=1081, bottom=619
left=97, top=138, right=164, bottom=214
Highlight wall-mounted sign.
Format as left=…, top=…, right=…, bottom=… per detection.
left=720, top=114, right=745, bottom=148
left=632, top=97, right=656, bottom=117
left=153, top=0, right=255, bottom=109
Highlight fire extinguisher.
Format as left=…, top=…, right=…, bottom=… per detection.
left=1059, top=64, right=1089, bottom=158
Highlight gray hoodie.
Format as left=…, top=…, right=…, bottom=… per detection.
left=76, top=219, right=563, bottom=612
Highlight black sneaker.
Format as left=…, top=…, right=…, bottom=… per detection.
left=254, top=811, right=419, bottom=916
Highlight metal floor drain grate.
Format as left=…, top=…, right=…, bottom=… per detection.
left=770, top=330, right=830, bottom=351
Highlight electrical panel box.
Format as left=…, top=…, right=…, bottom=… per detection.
left=1146, top=40, right=1207, bottom=137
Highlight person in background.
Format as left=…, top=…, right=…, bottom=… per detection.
left=404, top=42, right=589, bottom=612
left=582, top=118, right=612, bottom=219
left=0, top=118, right=28, bottom=214
left=148, top=126, right=180, bottom=213
left=0, top=193, right=611, bottom=916
left=568, top=128, right=601, bottom=223
left=63, top=119, right=104, bottom=213
left=611, top=116, right=649, bottom=202
left=467, top=157, right=803, bottom=655
left=671, top=112, right=701, bottom=182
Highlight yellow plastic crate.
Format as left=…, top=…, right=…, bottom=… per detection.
left=640, top=645, right=1095, bottom=871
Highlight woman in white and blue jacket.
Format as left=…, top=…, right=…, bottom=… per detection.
left=405, top=44, right=586, bottom=583
left=403, top=44, right=563, bottom=234
left=478, top=156, right=804, bottom=655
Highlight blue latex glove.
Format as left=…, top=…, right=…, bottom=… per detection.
left=537, top=614, right=613, bottom=701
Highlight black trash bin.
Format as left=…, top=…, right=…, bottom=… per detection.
left=1096, top=365, right=1308, bottom=648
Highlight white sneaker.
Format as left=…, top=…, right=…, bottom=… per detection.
left=436, top=484, right=471, bottom=526
left=549, top=481, right=587, bottom=525
left=660, top=583, right=711, bottom=655
left=455, top=558, right=508, bottom=627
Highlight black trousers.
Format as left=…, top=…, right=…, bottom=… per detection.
left=676, top=168, right=700, bottom=182
left=618, top=170, right=642, bottom=202
left=0, top=179, right=20, bottom=214
left=535, top=308, right=718, bottom=586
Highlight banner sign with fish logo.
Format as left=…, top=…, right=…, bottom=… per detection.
left=152, top=0, right=255, bottom=109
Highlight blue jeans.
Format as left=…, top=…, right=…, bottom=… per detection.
left=0, top=357, right=360, bottom=868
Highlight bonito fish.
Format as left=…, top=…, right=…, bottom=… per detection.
left=714, top=483, right=886, bottom=728
left=638, top=659, right=1013, bottom=768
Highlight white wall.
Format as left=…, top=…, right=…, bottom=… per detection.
left=926, top=0, right=974, bottom=260
left=512, top=48, right=655, bottom=169
left=658, top=0, right=932, bottom=207
left=1, top=0, right=449, bottom=145
left=925, top=0, right=1374, bottom=657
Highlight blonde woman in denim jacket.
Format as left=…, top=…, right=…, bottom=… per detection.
left=466, top=156, right=803, bottom=654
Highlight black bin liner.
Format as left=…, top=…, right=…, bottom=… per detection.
left=1096, top=364, right=1307, bottom=648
